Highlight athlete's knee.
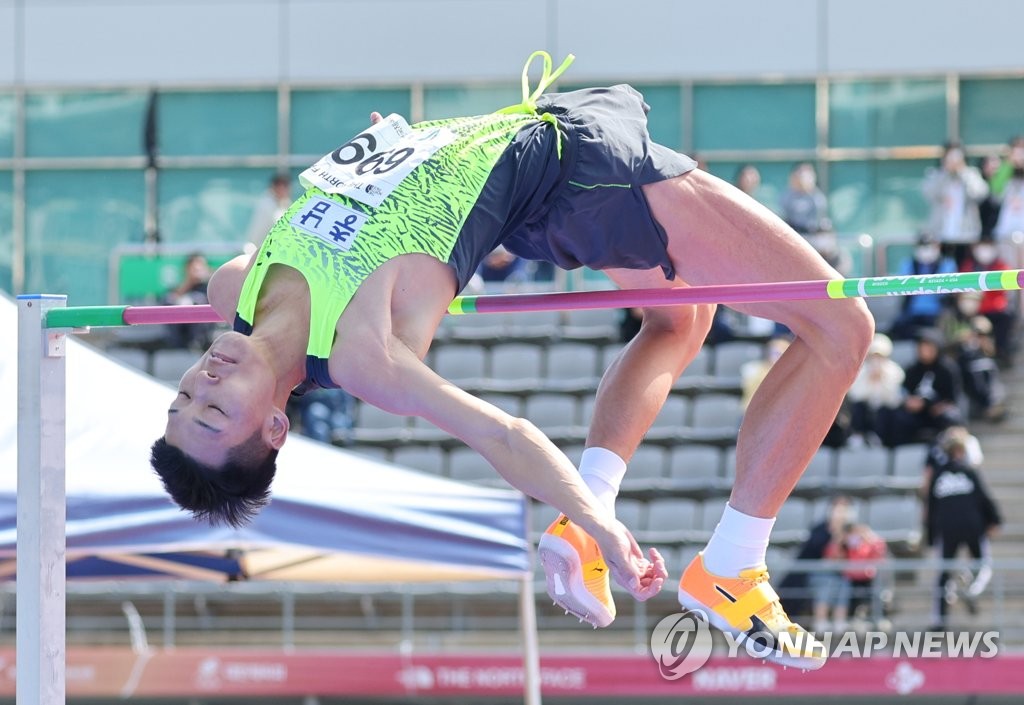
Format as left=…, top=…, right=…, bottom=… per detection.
left=639, top=302, right=715, bottom=340
left=810, top=298, right=874, bottom=376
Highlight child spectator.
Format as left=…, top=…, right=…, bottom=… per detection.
left=924, top=431, right=1002, bottom=629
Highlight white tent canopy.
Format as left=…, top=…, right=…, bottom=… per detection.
left=0, top=294, right=530, bottom=582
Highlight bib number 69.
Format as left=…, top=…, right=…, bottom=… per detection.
left=355, top=147, right=415, bottom=176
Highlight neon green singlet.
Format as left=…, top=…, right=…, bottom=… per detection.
left=235, top=52, right=574, bottom=375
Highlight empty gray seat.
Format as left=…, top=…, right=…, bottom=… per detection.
left=691, top=393, right=742, bottom=429
left=524, top=393, right=580, bottom=431
left=712, top=341, right=763, bottom=378
left=624, top=445, right=667, bottom=481
left=447, top=446, right=497, bottom=484
left=677, top=347, right=712, bottom=380
left=667, top=445, right=722, bottom=483
left=835, top=445, right=891, bottom=489
left=650, top=395, right=690, bottom=431
left=356, top=402, right=408, bottom=431
left=644, top=498, right=700, bottom=542
left=546, top=342, right=601, bottom=387
left=434, top=345, right=487, bottom=383
left=865, top=495, right=922, bottom=543
left=490, top=343, right=543, bottom=382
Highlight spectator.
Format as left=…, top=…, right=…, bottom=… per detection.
left=287, top=388, right=355, bottom=445
left=923, top=425, right=985, bottom=474
left=921, top=141, right=989, bottom=259
left=891, top=329, right=964, bottom=446
left=244, top=172, right=292, bottom=252
left=889, top=232, right=958, bottom=341
left=954, top=316, right=1007, bottom=422
left=977, top=154, right=1003, bottom=238
left=840, top=522, right=888, bottom=626
left=162, top=252, right=215, bottom=350
left=780, top=162, right=829, bottom=236
left=957, top=236, right=1016, bottom=366
left=991, top=136, right=1024, bottom=242
left=777, top=495, right=853, bottom=625
left=467, top=245, right=532, bottom=292
left=924, top=431, right=1002, bottom=629
left=734, top=163, right=769, bottom=206
left=847, top=333, right=905, bottom=447
left=794, top=495, right=855, bottom=635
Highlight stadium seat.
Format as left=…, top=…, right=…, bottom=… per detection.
left=490, top=343, right=543, bottom=386
left=835, top=445, right=891, bottom=494
left=891, top=443, right=929, bottom=478
left=392, top=445, right=447, bottom=476
left=649, top=395, right=690, bottom=432
left=773, top=497, right=811, bottom=545
left=434, top=345, right=487, bottom=384
left=621, top=445, right=668, bottom=483
left=356, top=402, right=408, bottom=431
left=523, top=393, right=580, bottom=434
left=666, top=445, right=724, bottom=496
left=677, top=346, right=712, bottom=380
left=615, top=498, right=646, bottom=534
left=793, top=447, right=836, bottom=498
left=865, top=495, right=922, bottom=544
left=643, top=497, right=700, bottom=543
left=447, top=446, right=497, bottom=484
left=711, top=340, right=763, bottom=379
left=691, top=393, right=742, bottom=430
left=545, top=342, right=601, bottom=389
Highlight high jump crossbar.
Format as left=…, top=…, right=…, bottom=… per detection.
left=40, top=269, right=1024, bottom=329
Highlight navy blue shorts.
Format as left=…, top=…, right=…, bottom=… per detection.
left=447, top=85, right=697, bottom=289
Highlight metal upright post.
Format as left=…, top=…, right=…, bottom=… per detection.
left=17, top=294, right=68, bottom=705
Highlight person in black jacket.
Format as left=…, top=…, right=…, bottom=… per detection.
left=891, top=329, right=964, bottom=446
left=924, top=429, right=1002, bottom=629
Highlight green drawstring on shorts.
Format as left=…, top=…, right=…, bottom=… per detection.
left=497, top=50, right=575, bottom=159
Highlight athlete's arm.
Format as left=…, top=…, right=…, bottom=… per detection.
left=206, top=253, right=255, bottom=321
left=333, top=332, right=666, bottom=600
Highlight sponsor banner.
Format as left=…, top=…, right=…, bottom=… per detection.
left=0, top=649, right=1021, bottom=697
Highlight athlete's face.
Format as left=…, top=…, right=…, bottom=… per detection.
left=164, top=332, right=278, bottom=466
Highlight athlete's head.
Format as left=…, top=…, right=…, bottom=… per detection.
left=151, top=331, right=289, bottom=527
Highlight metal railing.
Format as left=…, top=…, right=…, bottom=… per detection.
left=2, top=557, right=1020, bottom=653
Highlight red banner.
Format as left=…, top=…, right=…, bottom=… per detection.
left=0, top=649, right=1020, bottom=698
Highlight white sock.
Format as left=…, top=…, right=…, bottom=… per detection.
left=701, top=503, right=775, bottom=577
left=579, top=447, right=627, bottom=516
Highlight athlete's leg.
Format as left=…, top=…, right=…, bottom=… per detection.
left=587, top=268, right=715, bottom=463
left=645, top=169, right=874, bottom=521
left=641, top=169, right=872, bottom=669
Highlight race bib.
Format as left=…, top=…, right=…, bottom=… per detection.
left=299, top=114, right=456, bottom=208
left=289, top=197, right=368, bottom=251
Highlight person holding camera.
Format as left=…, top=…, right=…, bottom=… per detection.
left=922, top=141, right=989, bottom=264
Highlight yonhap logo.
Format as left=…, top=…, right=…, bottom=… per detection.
left=650, top=610, right=714, bottom=679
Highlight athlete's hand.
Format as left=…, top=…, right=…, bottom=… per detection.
left=370, top=112, right=383, bottom=125
left=597, top=520, right=667, bottom=602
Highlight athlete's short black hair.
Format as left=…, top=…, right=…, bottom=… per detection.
left=150, top=432, right=278, bottom=528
